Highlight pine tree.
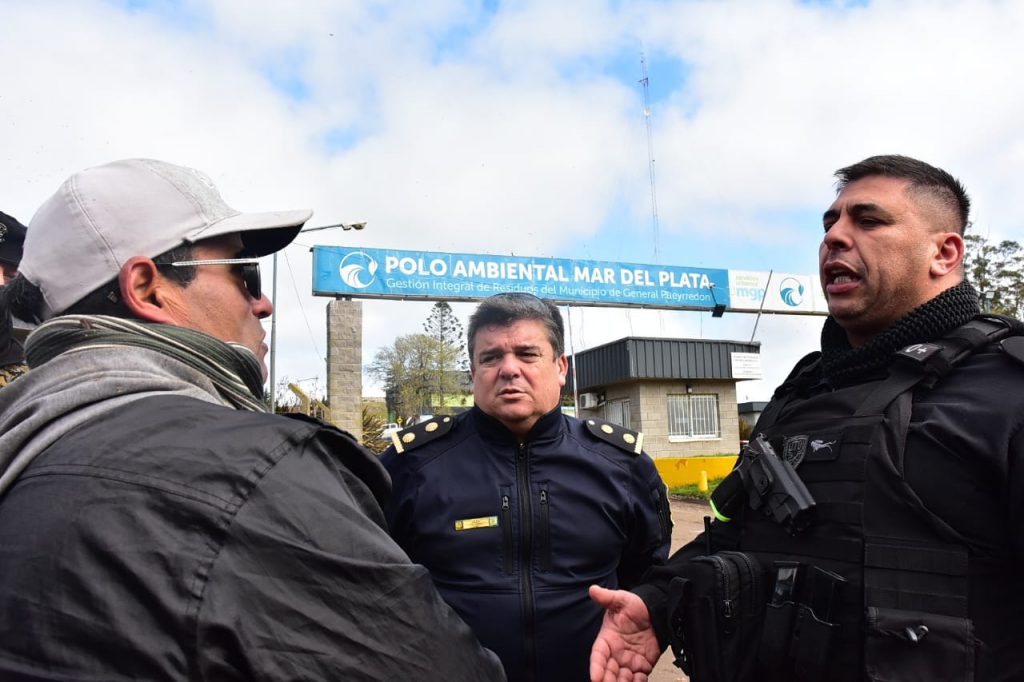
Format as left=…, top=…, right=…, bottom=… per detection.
left=368, top=303, right=470, bottom=422
left=964, top=234, right=1023, bottom=317
left=422, top=302, right=469, bottom=414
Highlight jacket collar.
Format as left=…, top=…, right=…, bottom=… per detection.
left=470, top=404, right=564, bottom=444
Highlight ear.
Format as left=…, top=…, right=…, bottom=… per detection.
left=930, top=232, right=964, bottom=278
left=119, top=257, right=182, bottom=324
left=556, top=354, right=569, bottom=387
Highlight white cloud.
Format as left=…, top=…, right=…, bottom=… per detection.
left=4, top=0, right=1023, bottom=406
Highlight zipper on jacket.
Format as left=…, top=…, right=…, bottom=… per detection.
left=538, top=487, right=552, bottom=572
left=706, top=554, right=736, bottom=627
left=515, top=441, right=538, bottom=682
left=722, top=551, right=761, bottom=611
left=501, top=493, right=514, bottom=576
left=653, top=487, right=671, bottom=541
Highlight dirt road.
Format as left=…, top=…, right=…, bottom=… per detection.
left=647, top=497, right=710, bottom=682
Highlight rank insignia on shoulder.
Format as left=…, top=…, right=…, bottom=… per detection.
left=584, top=418, right=643, bottom=455
left=391, top=416, right=454, bottom=454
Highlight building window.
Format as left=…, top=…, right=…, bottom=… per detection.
left=667, top=394, right=720, bottom=440
left=605, top=398, right=631, bottom=429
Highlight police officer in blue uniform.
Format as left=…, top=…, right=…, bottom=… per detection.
left=382, top=293, right=671, bottom=682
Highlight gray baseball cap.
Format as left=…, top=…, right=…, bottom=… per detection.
left=20, top=158, right=312, bottom=320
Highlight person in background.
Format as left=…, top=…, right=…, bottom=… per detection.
left=0, top=210, right=27, bottom=386
left=383, top=292, right=672, bottom=682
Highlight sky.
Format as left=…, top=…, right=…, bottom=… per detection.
left=3, top=0, right=1023, bottom=403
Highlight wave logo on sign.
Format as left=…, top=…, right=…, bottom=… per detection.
left=779, top=277, right=805, bottom=307
left=339, top=251, right=379, bottom=289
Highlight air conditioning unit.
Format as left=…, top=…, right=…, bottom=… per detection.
left=578, top=392, right=599, bottom=409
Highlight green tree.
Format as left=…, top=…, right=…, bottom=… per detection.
left=368, top=303, right=470, bottom=422
left=964, top=234, right=1023, bottom=317
left=361, top=401, right=391, bottom=454
left=423, top=302, right=468, bottom=413
left=368, top=333, right=435, bottom=422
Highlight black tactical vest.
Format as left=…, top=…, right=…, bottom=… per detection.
left=707, top=314, right=1023, bottom=682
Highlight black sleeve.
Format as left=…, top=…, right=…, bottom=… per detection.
left=615, top=452, right=673, bottom=588
left=196, top=431, right=505, bottom=682
left=1008, top=425, right=1024, bottom=559
left=632, top=516, right=742, bottom=650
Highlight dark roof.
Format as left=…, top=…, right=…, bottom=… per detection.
left=570, top=336, right=761, bottom=391
left=738, top=401, right=769, bottom=414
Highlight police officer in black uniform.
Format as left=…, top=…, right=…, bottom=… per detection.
left=590, top=155, right=1024, bottom=682
left=382, top=292, right=671, bottom=682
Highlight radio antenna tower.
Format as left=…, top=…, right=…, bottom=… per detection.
left=640, top=52, right=661, bottom=264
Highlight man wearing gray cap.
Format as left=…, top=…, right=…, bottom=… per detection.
left=0, top=159, right=504, bottom=681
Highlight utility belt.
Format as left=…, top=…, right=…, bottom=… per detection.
left=667, top=553, right=845, bottom=682
left=667, top=551, right=978, bottom=682
left=667, top=432, right=979, bottom=682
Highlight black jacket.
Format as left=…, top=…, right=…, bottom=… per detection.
left=0, top=395, right=504, bottom=681
left=636, top=319, right=1024, bottom=682
left=382, top=407, right=671, bottom=682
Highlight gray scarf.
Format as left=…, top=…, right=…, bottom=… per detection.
left=28, top=315, right=266, bottom=411
left=0, top=315, right=267, bottom=496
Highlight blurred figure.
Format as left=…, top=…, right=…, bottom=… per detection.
left=0, top=211, right=27, bottom=386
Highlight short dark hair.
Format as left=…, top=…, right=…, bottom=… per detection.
left=834, top=155, right=971, bottom=234
left=467, top=293, right=565, bottom=361
left=6, top=244, right=197, bottom=323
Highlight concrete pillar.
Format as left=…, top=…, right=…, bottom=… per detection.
left=327, top=298, right=362, bottom=441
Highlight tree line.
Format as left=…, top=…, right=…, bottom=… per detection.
left=368, top=301, right=470, bottom=423
left=964, top=234, right=1023, bottom=317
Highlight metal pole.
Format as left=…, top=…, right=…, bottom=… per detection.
left=266, top=221, right=364, bottom=414
left=566, top=305, right=580, bottom=413
left=269, top=251, right=279, bottom=412
left=750, top=270, right=773, bottom=343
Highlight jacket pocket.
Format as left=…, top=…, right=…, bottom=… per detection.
left=667, top=551, right=765, bottom=682
left=865, top=606, right=975, bottom=682
left=651, top=485, right=672, bottom=543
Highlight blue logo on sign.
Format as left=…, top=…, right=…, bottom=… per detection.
left=339, top=252, right=378, bottom=289
left=779, top=277, right=804, bottom=306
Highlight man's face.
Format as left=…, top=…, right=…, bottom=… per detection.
left=165, top=234, right=273, bottom=378
left=820, top=176, right=957, bottom=346
left=471, top=318, right=568, bottom=438
left=0, top=262, right=16, bottom=286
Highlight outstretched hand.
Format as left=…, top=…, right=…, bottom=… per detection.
left=588, top=585, right=662, bottom=682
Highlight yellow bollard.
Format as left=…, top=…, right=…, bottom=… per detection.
left=698, top=470, right=709, bottom=494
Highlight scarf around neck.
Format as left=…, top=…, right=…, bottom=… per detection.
left=819, top=281, right=980, bottom=386
left=27, top=315, right=267, bottom=412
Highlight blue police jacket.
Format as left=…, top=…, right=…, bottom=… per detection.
left=382, top=406, right=672, bottom=682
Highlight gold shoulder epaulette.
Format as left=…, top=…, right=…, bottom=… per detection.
left=390, top=415, right=455, bottom=454
left=584, top=418, right=643, bottom=455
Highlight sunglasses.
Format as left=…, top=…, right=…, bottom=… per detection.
left=168, top=257, right=262, bottom=300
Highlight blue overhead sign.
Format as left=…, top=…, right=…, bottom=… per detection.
left=313, top=246, right=730, bottom=310
left=311, top=246, right=829, bottom=315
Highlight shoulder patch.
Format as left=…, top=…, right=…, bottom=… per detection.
left=1000, top=336, right=1024, bottom=368
left=391, top=416, right=455, bottom=454
left=583, top=418, right=643, bottom=455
